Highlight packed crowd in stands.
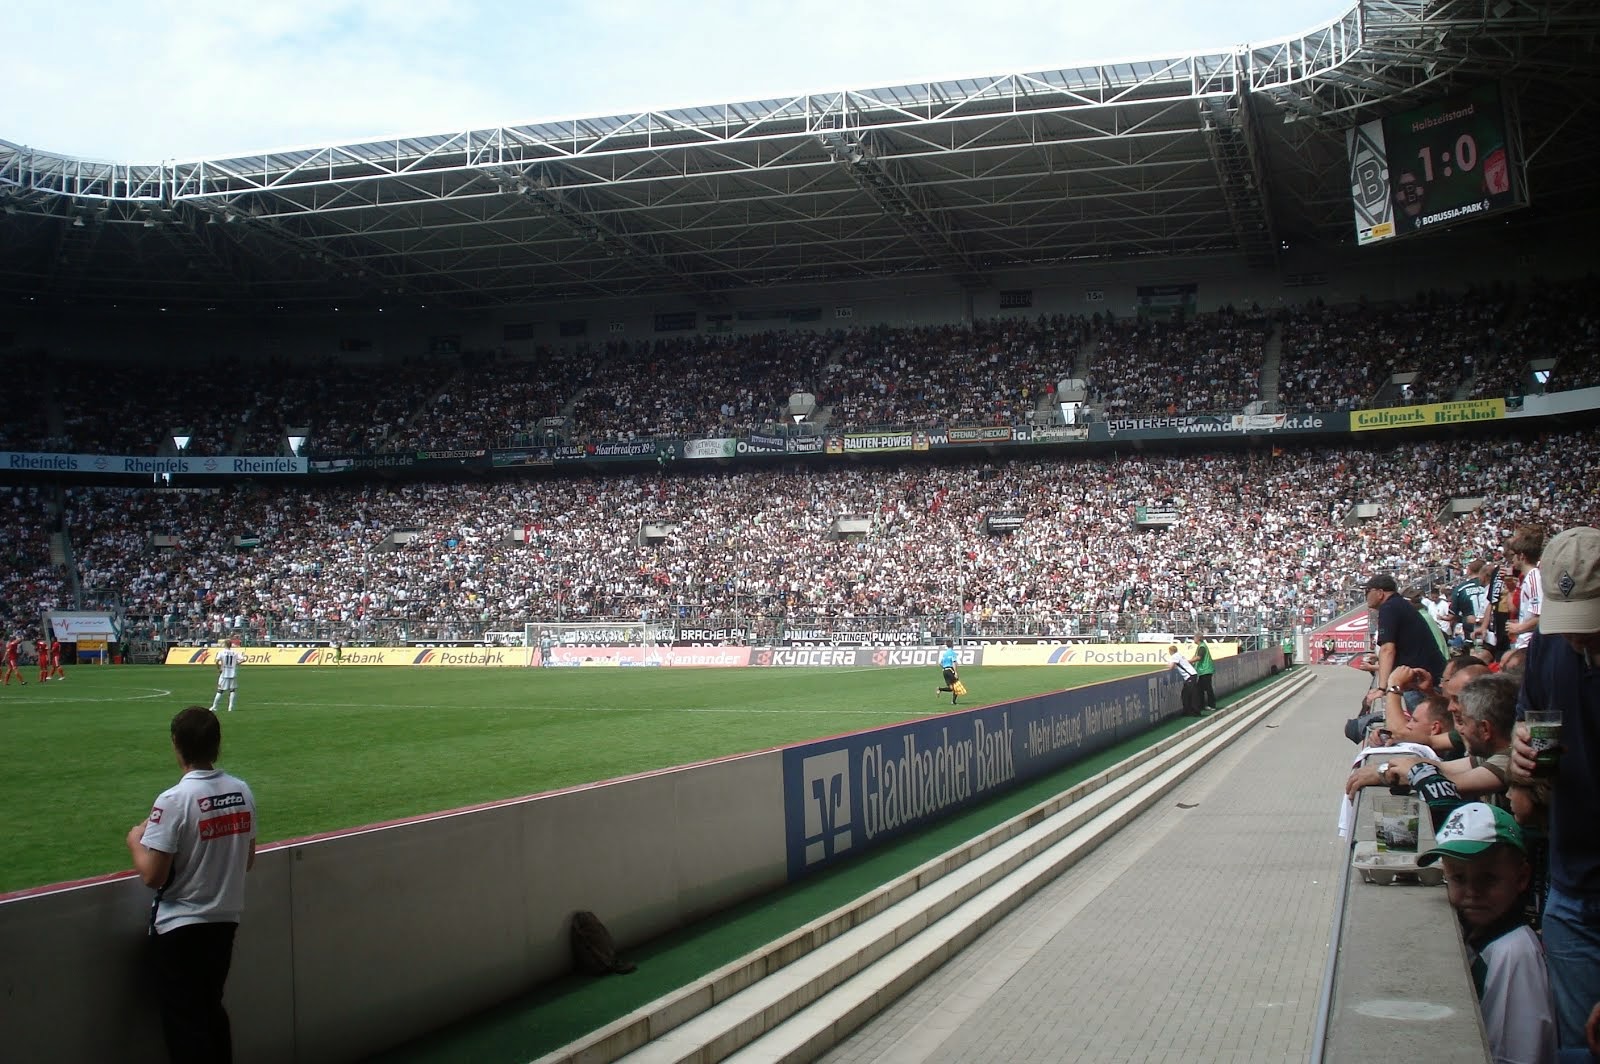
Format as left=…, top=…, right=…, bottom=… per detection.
left=1275, top=286, right=1512, bottom=411
left=0, top=429, right=1583, bottom=646
left=4, top=280, right=1594, bottom=460
left=1471, top=276, right=1600, bottom=399
left=820, top=317, right=1088, bottom=430
left=0, top=487, right=71, bottom=633
left=1087, top=307, right=1268, bottom=415
left=570, top=331, right=833, bottom=441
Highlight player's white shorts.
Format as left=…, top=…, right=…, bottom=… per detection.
left=216, top=677, right=238, bottom=693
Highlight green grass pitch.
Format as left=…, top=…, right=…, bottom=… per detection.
left=0, top=662, right=1153, bottom=894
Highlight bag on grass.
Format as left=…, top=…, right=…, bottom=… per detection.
left=951, top=680, right=968, bottom=697
left=571, top=910, right=636, bottom=976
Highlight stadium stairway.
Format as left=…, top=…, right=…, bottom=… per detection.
left=533, top=668, right=1314, bottom=1064
left=1257, top=323, right=1283, bottom=404
left=1071, top=334, right=1094, bottom=380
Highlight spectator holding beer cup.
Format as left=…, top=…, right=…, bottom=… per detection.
left=1510, top=525, right=1600, bottom=1051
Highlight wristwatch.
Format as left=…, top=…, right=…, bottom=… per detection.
left=1376, top=761, right=1391, bottom=784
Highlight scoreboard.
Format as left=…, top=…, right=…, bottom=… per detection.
left=1347, top=83, right=1524, bottom=245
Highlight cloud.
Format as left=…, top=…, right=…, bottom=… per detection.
left=4, top=0, right=1347, bottom=160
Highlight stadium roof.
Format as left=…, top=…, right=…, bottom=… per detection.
left=2, top=0, right=1597, bottom=313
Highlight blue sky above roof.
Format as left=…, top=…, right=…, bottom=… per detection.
left=8, top=0, right=1345, bottom=162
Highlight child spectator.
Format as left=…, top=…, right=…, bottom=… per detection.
left=1417, top=803, right=1557, bottom=1064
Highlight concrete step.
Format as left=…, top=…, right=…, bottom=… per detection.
left=537, top=671, right=1314, bottom=1064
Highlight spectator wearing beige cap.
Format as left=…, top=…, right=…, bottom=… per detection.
left=1509, top=525, right=1600, bottom=1051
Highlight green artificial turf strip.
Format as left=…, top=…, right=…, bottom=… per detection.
left=0, top=663, right=1149, bottom=892
left=367, top=670, right=1291, bottom=1064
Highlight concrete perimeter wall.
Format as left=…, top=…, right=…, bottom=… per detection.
left=0, top=650, right=1283, bottom=1063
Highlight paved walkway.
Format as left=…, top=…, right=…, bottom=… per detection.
left=819, top=665, right=1369, bottom=1064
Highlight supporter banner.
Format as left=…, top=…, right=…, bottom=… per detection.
left=825, top=431, right=932, bottom=455
left=781, top=628, right=921, bottom=647
left=1350, top=398, right=1505, bottom=433
left=673, top=625, right=750, bottom=644
left=490, top=449, right=555, bottom=469
left=415, top=448, right=487, bottom=462
left=309, top=453, right=417, bottom=473
left=939, top=426, right=1014, bottom=446
left=753, top=645, right=982, bottom=668
left=738, top=433, right=788, bottom=455
left=5, top=452, right=308, bottom=475
left=787, top=436, right=825, bottom=454
left=1095, top=412, right=1344, bottom=441
left=684, top=438, right=737, bottom=460
left=980, top=641, right=1239, bottom=667
left=984, top=512, right=1026, bottom=533
left=164, top=646, right=533, bottom=667
left=1021, top=426, right=1090, bottom=443
left=541, top=646, right=752, bottom=667
left=543, top=441, right=670, bottom=464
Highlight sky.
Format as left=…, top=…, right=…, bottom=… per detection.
left=5, top=0, right=1348, bottom=162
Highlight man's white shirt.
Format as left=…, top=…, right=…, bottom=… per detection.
left=1337, top=742, right=1438, bottom=838
left=1515, top=567, right=1541, bottom=649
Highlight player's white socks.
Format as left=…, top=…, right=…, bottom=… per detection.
left=227, top=693, right=236, bottom=712
left=209, top=696, right=221, bottom=712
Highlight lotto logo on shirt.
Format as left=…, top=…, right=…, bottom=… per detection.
left=198, top=792, right=247, bottom=813
left=199, top=811, right=253, bottom=841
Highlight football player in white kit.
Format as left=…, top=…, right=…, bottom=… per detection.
left=208, top=639, right=244, bottom=713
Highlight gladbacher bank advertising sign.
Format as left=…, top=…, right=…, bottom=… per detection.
left=164, top=646, right=533, bottom=667
left=1351, top=398, right=1504, bottom=432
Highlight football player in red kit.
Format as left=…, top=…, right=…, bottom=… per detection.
left=49, top=639, right=66, bottom=680
left=3, top=635, right=25, bottom=685
left=36, top=637, right=50, bottom=683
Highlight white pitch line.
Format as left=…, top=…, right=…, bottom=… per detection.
left=0, top=687, right=173, bottom=705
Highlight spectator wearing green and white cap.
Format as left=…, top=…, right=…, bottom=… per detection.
left=1418, top=802, right=1556, bottom=1064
